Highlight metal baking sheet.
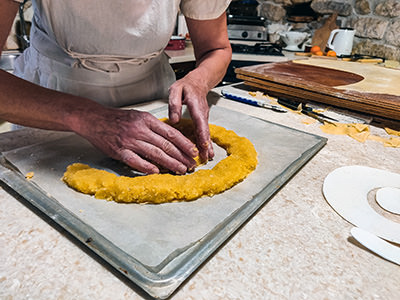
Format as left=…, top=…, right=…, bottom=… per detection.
left=0, top=105, right=326, bottom=299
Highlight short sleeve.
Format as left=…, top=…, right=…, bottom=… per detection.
left=180, top=0, right=231, bottom=20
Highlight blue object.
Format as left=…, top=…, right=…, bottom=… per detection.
left=221, top=90, right=287, bottom=113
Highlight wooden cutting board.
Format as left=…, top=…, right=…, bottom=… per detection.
left=235, top=58, right=400, bottom=123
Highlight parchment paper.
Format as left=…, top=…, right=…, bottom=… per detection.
left=2, top=105, right=324, bottom=268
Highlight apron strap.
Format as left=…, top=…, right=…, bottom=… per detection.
left=65, top=48, right=163, bottom=73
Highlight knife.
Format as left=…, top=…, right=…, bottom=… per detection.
left=221, top=90, right=288, bottom=113
left=342, top=54, right=384, bottom=63
left=277, top=97, right=338, bottom=123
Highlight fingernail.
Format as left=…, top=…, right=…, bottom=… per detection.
left=170, top=112, right=179, bottom=122
left=176, top=165, right=187, bottom=175
left=192, top=146, right=199, bottom=157
left=149, top=167, right=159, bottom=174
left=208, top=147, right=215, bottom=160
left=199, top=152, right=208, bottom=164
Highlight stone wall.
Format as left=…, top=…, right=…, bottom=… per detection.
left=258, top=0, right=400, bottom=61
left=5, top=1, right=400, bottom=62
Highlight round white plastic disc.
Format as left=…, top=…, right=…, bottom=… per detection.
left=323, top=166, right=400, bottom=244
left=376, top=187, right=400, bottom=215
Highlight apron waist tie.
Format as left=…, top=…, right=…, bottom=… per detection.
left=65, top=48, right=163, bottom=73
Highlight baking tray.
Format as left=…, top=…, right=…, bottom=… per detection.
left=0, top=105, right=326, bottom=299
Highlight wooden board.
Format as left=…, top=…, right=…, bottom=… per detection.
left=235, top=59, right=400, bottom=122
left=312, top=13, right=339, bottom=51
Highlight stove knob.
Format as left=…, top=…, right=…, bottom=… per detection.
left=241, top=31, right=248, bottom=39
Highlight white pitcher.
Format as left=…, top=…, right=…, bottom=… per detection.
left=326, top=28, right=355, bottom=57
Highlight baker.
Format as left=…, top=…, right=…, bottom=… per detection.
left=0, top=0, right=232, bottom=174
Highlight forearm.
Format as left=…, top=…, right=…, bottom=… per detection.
left=190, top=46, right=232, bottom=90
left=0, top=69, right=108, bottom=133
left=0, top=69, right=200, bottom=174
left=185, top=13, right=232, bottom=90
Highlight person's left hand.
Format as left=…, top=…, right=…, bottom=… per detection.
left=168, top=72, right=214, bottom=162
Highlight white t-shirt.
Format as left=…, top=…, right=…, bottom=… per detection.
left=13, top=0, right=230, bottom=106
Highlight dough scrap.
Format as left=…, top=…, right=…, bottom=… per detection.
left=385, top=127, right=400, bottom=136
left=25, top=171, right=34, bottom=180
left=63, top=119, right=258, bottom=204
left=320, top=122, right=370, bottom=142
left=320, top=122, right=400, bottom=147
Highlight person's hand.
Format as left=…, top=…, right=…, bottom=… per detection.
left=168, top=72, right=214, bottom=162
left=77, top=108, right=199, bottom=174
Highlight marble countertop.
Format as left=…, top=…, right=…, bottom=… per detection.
left=1, top=91, right=399, bottom=299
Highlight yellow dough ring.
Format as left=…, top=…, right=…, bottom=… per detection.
left=63, top=119, right=258, bottom=204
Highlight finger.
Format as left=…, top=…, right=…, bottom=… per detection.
left=206, top=136, right=215, bottom=160
left=134, top=141, right=189, bottom=174
left=145, top=130, right=197, bottom=170
left=118, top=149, right=160, bottom=174
left=185, top=99, right=214, bottom=162
left=150, top=119, right=199, bottom=158
left=197, top=125, right=214, bottom=162
left=168, top=84, right=183, bottom=124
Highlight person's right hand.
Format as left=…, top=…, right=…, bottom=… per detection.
left=75, top=108, right=199, bottom=174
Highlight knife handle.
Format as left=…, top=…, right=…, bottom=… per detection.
left=277, top=97, right=301, bottom=110
left=221, top=90, right=262, bottom=107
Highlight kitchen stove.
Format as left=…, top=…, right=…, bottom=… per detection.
left=231, top=42, right=284, bottom=56
left=223, top=14, right=285, bottom=85
left=227, top=15, right=267, bottom=41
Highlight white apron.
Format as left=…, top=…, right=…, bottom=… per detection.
left=13, top=0, right=230, bottom=107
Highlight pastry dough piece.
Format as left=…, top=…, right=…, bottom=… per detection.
left=320, top=122, right=370, bottom=142
left=320, top=122, right=400, bottom=147
left=385, top=127, right=400, bottom=136
left=63, top=120, right=258, bottom=204
left=293, top=58, right=400, bottom=96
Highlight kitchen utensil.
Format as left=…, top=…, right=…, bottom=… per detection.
left=234, top=59, right=400, bottom=122
left=323, top=165, right=400, bottom=244
left=280, top=31, right=309, bottom=51
left=268, top=24, right=292, bottom=43
left=277, top=98, right=338, bottom=123
left=342, top=54, right=384, bottom=64
left=221, top=89, right=287, bottom=112
left=376, top=187, right=400, bottom=214
left=326, top=28, right=355, bottom=57
left=351, top=227, right=400, bottom=265
left=312, top=13, right=339, bottom=52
